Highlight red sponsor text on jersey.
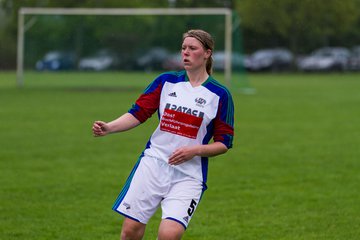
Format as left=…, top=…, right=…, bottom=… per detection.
left=160, top=108, right=203, bottom=139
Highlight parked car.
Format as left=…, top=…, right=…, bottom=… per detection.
left=348, top=46, right=360, bottom=71
left=212, top=51, right=245, bottom=72
left=162, top=51, right=246, bottom=72
left=297, top=47, right=350, bottom=72
left=79, top=49, right=119, bottom=71
left=245, top=48, right=294, bottom=72
left=136, top=47, right=170, bottom=71
left=162, top=53, right=183, bottom=71
left=36, top=51, right=75, bottom=71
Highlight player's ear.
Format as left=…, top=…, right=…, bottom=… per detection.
left=205, top=49, right=212, bottom=59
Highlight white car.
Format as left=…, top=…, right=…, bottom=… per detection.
left=212, top=51, right=245, bottom=71
left=79, top=50, right=118, bottom=71
left=348, top=46, right=360, bottom=71
left=297, top=47, right=350, bottom=71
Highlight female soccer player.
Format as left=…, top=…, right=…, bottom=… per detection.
left=92, top=29, right=234, bottom=240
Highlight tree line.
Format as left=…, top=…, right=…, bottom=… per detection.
left=1, top=0, right=359, bottom=69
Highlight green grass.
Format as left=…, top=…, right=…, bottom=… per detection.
left=1, top=71, right=360, bottom=239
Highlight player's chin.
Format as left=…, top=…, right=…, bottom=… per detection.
left=183, top=64, right=192, bottom=71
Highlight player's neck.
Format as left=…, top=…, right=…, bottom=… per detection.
left=187, top=70, right=209, bottom=87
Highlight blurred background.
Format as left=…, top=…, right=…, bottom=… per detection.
left=1, top=0, right=360, bottom=73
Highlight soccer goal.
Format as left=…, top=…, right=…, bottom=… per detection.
left=17, top=7, right=247, bottom=90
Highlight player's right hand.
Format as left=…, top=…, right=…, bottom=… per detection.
left=92, top=121, right=109, bottom=137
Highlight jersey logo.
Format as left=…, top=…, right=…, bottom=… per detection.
left=165, top=103, right=204, bottom=118
left=195, top=97, right=206, bottom=108
left=168, top=92, right=177, bottom=97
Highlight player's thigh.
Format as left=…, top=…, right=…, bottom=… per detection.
left=161, top=176, right=204, bottom=229
left=114, top=156, right=168, bottom=223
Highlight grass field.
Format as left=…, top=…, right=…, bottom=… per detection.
left=1, top=71, right=360, bottom=239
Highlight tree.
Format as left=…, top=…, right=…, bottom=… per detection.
left=235, top=0, right=360, bottom=53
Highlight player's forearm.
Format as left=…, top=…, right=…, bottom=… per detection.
left=107, top=113, right=141, bottom=133
left=195, top=142, right=228, bottom=157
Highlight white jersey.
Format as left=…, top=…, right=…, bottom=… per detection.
left=128, top=71, right=234, bottom=184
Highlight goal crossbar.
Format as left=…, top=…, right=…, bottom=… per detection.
left=17, top=7, right=232, bottom=86
left=19, top=7, right=232, bottom=16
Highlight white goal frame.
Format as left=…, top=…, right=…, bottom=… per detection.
left=17, top=7, right=232, bottom=87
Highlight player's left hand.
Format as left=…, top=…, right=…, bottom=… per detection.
left=168, top=146, right=198, bottom=165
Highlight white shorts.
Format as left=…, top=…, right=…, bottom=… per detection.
left=112, top=154, right=205, bottom=229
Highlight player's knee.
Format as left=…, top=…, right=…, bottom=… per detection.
left=121, top=218, right=146, bottom=240
left=121, top=229, right=141, bottom=240
left=121, top=226, right=144, bottom=240
left=158, top=223, right=184, bottom=240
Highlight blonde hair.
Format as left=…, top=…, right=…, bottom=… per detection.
left=183, top=29, right=214, bottom=75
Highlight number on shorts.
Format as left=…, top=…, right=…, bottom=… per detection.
left=187, top=199, right=197, bottom=216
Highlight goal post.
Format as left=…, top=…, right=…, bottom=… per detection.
left=17, top=7, right=233, bottom=87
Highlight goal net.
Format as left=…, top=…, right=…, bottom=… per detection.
left=17, top=7, right=250, bottom=91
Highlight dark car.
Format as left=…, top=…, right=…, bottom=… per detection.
left=348, top=46, right=360, bottom=71
left=245, top=48, right=293, bottom=72
left=162, top=53, right=183, bottom=71
left=297, top=47, right=350, bottom=72
left=136, top=47, right=170, bottom=71
left=36, top=51, right=75, bottom=71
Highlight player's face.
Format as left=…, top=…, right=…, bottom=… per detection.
left=181, top=37, right=211, bottom=72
